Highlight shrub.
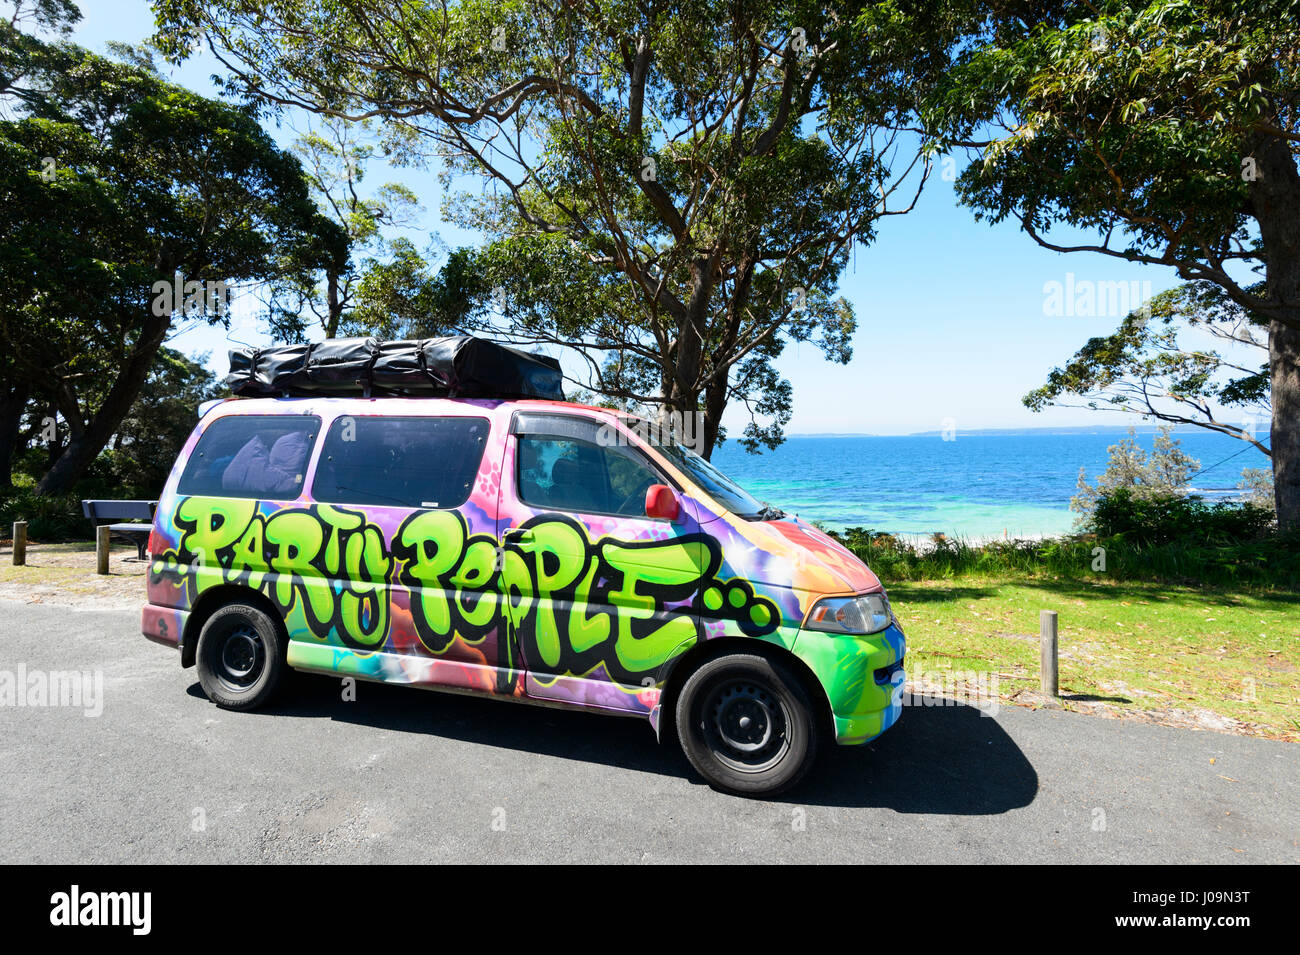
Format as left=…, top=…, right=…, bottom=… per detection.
left=827, top=520, right=1298, bottom=590
left=1089, top=487, right=1274, bottom=546
left=0, top=487, right=87, bottom=542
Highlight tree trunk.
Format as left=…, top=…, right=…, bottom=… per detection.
left=1270, top=319, right=1300, bottom=531
left=1249, top=133, right=1300, bottom=530
left=36, top=313, right=170, bottom=497
left=702, top=374, right=727, bottom=460
left=669, top=257, right=710, bottom=402
left=662, top=254, right=715, bottom=452
left=0, top=384, right=28, bottom=489
left=326, top=270, right=341, bottom=338
left=45, top=399, right=60, bottom=471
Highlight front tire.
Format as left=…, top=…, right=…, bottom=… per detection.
left=675, top=653, right=819, bottom=797
left=195, top=602, right=286, bottom=710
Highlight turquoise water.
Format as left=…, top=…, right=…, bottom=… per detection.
left=708, top=430, right=1272, bottom=539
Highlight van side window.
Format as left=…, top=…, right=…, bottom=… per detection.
left=515, top=424, right=663, bottom=517
left=312, top=415, right=489, bottom=509
left=178, top=415, right=320, bottom=500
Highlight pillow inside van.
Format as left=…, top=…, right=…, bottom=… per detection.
left=268, top=431, right=309, bottom=488
left=222, top=436, right=269, bottom=493
left=221, top=433, right=307, bottom=497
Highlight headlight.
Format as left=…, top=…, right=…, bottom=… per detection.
left=805, top=593, right=892, bottom=635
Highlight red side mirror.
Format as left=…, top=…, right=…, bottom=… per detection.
left=644, top=484, right=680, bottom=521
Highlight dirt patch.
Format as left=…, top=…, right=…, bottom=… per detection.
left=0, top=541, right=147, bottom=610
left=1007, top=687, right=1288, bottom=741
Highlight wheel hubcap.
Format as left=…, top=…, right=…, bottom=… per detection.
left=702, top=679, right=789, bottom=773
left=218, top=625, right=264, bottom=688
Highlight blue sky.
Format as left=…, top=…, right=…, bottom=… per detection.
left=65, top=2, right=1221, bottom=437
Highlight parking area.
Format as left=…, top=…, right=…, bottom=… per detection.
left=1, top=600, right=1297, bottom=863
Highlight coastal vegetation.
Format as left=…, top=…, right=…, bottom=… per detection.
left=834, top=525, right=1298, bottom=591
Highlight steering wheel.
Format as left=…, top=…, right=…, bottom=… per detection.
left=616, top=477, right=657, bottom=516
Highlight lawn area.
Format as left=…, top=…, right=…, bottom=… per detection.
left=888, top=574, right=1300, bottom=742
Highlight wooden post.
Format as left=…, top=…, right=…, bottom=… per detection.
left=1040, top=609, right=1059, bottom=696
left=12, top=521, right=26, bottom=566
left=96, top=525, right=111, bottom=575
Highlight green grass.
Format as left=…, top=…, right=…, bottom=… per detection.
left=889, top=573, right=1300, bottom=741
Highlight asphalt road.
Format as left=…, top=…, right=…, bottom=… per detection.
left=1, top=600, right=1296, bottom=863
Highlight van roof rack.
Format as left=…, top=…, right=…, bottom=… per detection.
left=226, top=336, right=565, bottom=401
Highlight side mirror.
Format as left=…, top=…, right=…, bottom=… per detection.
left=644, top=484, right=680, bottom=522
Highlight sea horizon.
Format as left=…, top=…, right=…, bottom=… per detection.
left=786, top=423, right=1245, bottom=439
left=710, top=428, right=1271, bottom=539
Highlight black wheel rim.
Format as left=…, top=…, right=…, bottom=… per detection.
left=216, top=623, right=265, bottom=690
left=700, top=677, right=791, bottom=774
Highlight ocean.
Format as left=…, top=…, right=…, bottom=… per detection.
left=708, top=428, right=1273, bottom=539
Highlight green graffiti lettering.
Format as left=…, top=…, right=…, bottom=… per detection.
left=338, top=523, right=389, bottom=645
left=264, top=510, right=331, bottom=625
left=499, top=547, right=534, bottom=631
left=601, top=539, right=707, bottom=674
left=451, top=538, right=500, bottom=635
left=227, top=515, right=267, bottom=590
left=566, top=559, right=609, bottom=655
left=178, top=496, right=256, bottom=562
left=525, top=520, right=590, bottom=669
left=393, top=509, right=501, bottom=654
left=152, top=498, right=784, bottom=691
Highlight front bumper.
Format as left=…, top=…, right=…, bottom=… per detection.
left=792, top=621, right=906, bottom=746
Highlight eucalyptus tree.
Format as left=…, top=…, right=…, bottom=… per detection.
left=153, top=0, right=932, bottom=456
left=877, top=0, right=1300, bottom=526
left=1026, top=282, right=1272, bottom=459
left=268, top=117, right=424, bottom=341
left=0, top=17, right=344, bottom=493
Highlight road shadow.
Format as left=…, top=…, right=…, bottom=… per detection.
left=1061, top=692, right=1131, bottom=704
left=187, top=675, right=1037, bottom=813
left=795, top=703, right=1037, bottom=813
left=886, top=583, right=999, bottom=603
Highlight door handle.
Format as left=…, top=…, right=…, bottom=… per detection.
left=504, top=527, right=535, bottom=547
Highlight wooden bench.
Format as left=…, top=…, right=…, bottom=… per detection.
left=81, top=500, right=158, bottom=562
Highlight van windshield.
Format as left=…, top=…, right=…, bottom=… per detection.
left=649, top=440, right=770, bottom=520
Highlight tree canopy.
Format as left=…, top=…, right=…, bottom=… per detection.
left=152, top=0, right=935, bottom=455
left=0, top=11, right=346, bottom=493
left=1025, top=281, right=1272, bottom=457
left=875, top=0, right=1300, bottom=527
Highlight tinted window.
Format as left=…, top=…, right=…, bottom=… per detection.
left=312, top=415, right=489, bottom=509
left=651, top=441, right=765, bottom=519
left=516, top=422, right=663, bottom=517
left=178, top=414, right=320, bottom=500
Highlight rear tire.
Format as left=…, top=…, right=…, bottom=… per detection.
left=195, top=602, right=286, bottom=710
left=675, top=653, right=819, bottom=797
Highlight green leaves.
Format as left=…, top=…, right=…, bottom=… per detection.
left=916, top=0, right=1296, bottom=275
left=1026, top=281, right=1272, bottom=450
left=150, top=0, right=927, bottom=455
left=1, top=24, right=346, bottom=493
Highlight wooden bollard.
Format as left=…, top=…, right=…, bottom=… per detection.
left=96, top=525, right=111, bottom=575
left=12, top=521, right=26, bottom=566
left=1040, top=609, right=1059, bottom=696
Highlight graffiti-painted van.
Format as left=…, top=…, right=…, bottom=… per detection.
left=143, top=397, right=906, bottom=795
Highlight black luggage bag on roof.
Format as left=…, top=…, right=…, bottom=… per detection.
left=225, top=336, right=565, bottom=401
